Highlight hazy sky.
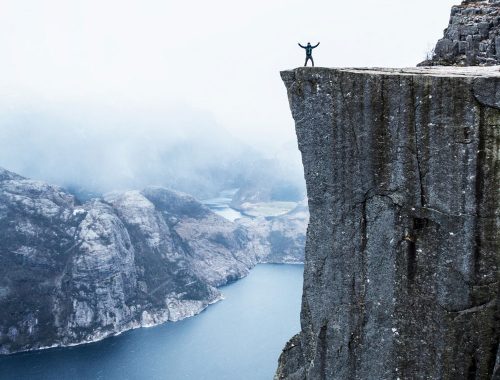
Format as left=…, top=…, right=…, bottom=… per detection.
left=0, top=0, right=457, bottom=149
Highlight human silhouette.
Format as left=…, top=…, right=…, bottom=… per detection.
left=298, top=42, right=320, bottom=67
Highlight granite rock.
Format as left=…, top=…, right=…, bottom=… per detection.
left=276, top=67, right=499, bottom=379
left=421, top=0, right=500, bottom=66
left=0, top=169, right=257, bottom=354
left=238, top=201, right=308, bottom=264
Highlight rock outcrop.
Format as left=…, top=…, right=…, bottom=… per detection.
left=420, top=0, right=500, bottom=66
left=276, top=67, right=499, bottom=379
left=238, top=201, right=308, bottom=264
left=0, top=168, right=257, bottom=355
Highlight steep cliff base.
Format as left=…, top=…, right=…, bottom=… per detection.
left=277, top=67, right=499, bottom=379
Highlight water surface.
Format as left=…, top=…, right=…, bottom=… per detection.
left=202, top=189, right=243, bottom=221
left=0, top=264, right=303, bottom=380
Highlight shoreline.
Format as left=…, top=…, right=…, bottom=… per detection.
left=0, top=294, right=224, bottom=357
left=1, top=263, right=304, bottom=357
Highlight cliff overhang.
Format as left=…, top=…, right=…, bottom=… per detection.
left=276, top=66, right=499, bottom=379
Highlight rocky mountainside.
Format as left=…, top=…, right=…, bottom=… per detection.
left=238, top=201, right=308, bottom=264
left=276, top=67, right=499, bottom=379
left=420, top=0, right=500, bottom=66
left=0, top=167, right=259, bottom=355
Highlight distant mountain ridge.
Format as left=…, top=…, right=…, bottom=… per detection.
left=0, top=166, right=307, bottom=355
left=0, top=167, right=260, bottom=355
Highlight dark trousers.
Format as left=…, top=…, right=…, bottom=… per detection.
left=304, top=56, right=314, bottom=67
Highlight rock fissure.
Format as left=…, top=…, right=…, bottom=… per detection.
left=411, top=76, right=428, bottom=208
left=444, top=299, right=496, bottom=315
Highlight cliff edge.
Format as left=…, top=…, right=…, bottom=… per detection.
left=276, top=67, right=499, bottom=379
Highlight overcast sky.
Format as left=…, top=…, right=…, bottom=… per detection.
left=0, top=0, right=458, bottom=193
left=0, top=0, right=456, bottom=154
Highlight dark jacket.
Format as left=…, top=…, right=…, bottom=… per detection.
left=299, top=42, right=320, bottom=56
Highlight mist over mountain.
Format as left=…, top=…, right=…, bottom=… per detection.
left=0, top=103, right=305, bottom=201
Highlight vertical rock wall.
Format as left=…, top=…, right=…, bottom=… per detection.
left=276, top=67, right=499, bottom=379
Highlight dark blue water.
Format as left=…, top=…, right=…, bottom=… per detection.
left=0, top=264, right=303, bottom=380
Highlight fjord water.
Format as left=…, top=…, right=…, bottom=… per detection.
left=201, top=189, right=244, bottom=222
left=0, top=264, right=303, bottom=380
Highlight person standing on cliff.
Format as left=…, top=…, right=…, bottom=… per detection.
left=298, top=42, right=320, bottom=67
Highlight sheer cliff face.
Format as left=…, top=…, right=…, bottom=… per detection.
left=276, top=67, right=499, bottom=379
left=0, top=169, right=257, bottom=355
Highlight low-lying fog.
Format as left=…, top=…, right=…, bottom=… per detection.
left=0, top=0, right=456, bottom=202
left=0, top=103, right=305, bottom=202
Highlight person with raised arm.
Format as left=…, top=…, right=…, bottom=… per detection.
left=298, top=42, right=320, bottom=67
